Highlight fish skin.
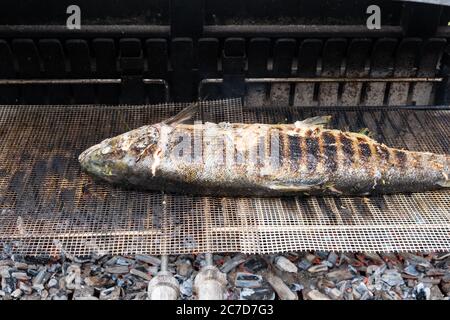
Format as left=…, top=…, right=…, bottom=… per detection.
left=79, top=118, right=450, bottom=197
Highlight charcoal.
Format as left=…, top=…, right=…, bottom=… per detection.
left=274, top=256, right=298, bottom=273
left=11, top=288, right=22, bottom=299
left=0, top=251, right=448, bottom=300
left=135, top=255, right=161, bottom=266
left=11, top=272, right=29, bottom=281
left=105, top=266, right=129, bottom=274
left=306, top=289, right=330, bottom=300
left=240, top=287, right=275, bottom=300
left=130, top=268, right=151, bottom=281
left=234, top=272, right=263, bottom=288
left=326, top=269, right=354, bottom=282
left=243, top=256, right=268, bottom=273
left=220, top=254, right=246, bottom=273
left=307, top=264, right=328, bottom=273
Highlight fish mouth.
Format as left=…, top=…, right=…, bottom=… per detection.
left=78, top=144, right=102, bottom=165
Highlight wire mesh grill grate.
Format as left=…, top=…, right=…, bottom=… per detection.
left=0, top=100, right=449, bottom=256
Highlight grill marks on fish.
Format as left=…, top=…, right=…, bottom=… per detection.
left=339, top=133, right=355, bottom=166
left=394, top=149, right=408, bottom=168
left=359, top=143, right=373, bottom=160
left=168, top=124, right=414, bottom=190
left=320, top=131, right=338, bottom=173
left=288, top=134, right=302, bottom=171
left=268, top=128, right=279, bottom=168
left=357, top=137, right=373, bottom=163
left=279, top=130, right=289, bottom=167
left=178, top=124, right=347, bottom=178
left=256, top=134, right=265, bottom=167
left=264, top=128, right=273, bottom=165
left=305, top=135, right=320, bottom=173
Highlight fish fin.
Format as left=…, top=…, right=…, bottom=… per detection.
left=439, top=180, right=450, bottom=187
left=439, top=171, right=450, bottom=187
left=324, top=184, right=343, bottom=195
left=295, top=115, right=332, bottom=129
left=266, top=184, right=314, bottom=193
left=358, top=128, right=370, bottom=136
left=440, top=158, right=450, bottom=187
left=163, top=102, right=199, bottom=125
left=265, top=181, right=325, bottom=193
left=358, top=127, right=375, bottom=138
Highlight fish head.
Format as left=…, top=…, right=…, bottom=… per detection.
left=78, top=125, right=161, bottom=183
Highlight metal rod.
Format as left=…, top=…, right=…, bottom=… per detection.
left=243, top=104, right=450, bottom=111
left=160, top=255, right=169, bottom=272
left=247, top=77, right=443, bottom=83
left=198, top=77, right=443, bottom=100
left=396, top=0, right=450, bottom=6
left=201, top=77, right=443, bottom=85
left=205, top=253, right=213, bottom=267
left=0, top=24, right=403, bottom=38
left=189, top=224, right=450, bottom=232
left=1, top=77, right=440, bottom=86
left=0, top=79, right=121, bottom=85
left=0, top=78, right=171, bottom=85
left=0, top=25, right=170, bottom=37
left=5, top=230, right=161, bottom=239
left=204, top=25, right=404, bottom=37
left=0, top=78, right=170, bottom=102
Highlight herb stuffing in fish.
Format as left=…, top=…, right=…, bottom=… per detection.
left=79, top=104, right=450, bottom=197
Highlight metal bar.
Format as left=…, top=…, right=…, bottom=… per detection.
left=4, top=230, right=161, bottom=239
left=205, top=253, right=213, bottom=266
left=0, top=25, right=170, bottom=37
left=396, top=0, right=450, bottom=6
left=0, top=24, right=403, bottom=38
left=199, top=77, right=444, bottom=101
left=0, top=24, right=445, bottom=40
left=179, top=224, right=450, bottom=233
left=0, top=79, right=122, bottom=85
left=203, top=198, right=212, bottom=251
left=161, top=193, right=169, bottom=256
left=0, top=78, right=170, bottom=102
left=0, top=78, right=171, bottom=85
left=6, top=221, right=448, bottom=239
left=243, top=104, right=450, bottom=111
left=203, top=25, right=404, bottom=38
left=160, top=255, right=169, bottom=272
left=202, top=77, right=443, bottom=84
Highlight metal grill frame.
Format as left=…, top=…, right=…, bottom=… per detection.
left=0, top=100, right=449, bottom=256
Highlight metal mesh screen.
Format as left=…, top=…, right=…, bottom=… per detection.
left=0, top=100, right=449, bottom=256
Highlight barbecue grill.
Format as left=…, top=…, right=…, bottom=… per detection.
left=0, top=0, right=450, bottom=262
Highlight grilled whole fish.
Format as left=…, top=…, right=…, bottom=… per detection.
left=79, top=106, right=450, bottom=197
